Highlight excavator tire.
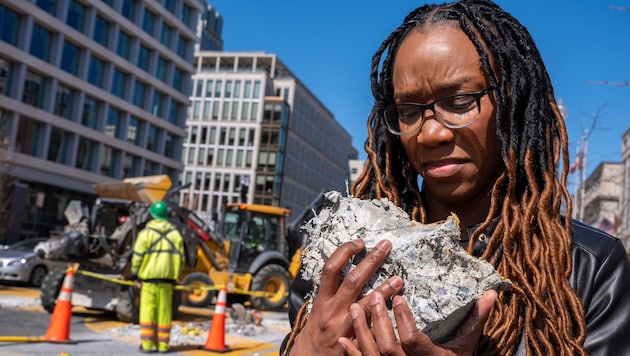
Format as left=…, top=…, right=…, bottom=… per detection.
left=40, top=267, right=66, bottom=313
left=250, top=264, right=290, bottom=311
left=180, top=272, right=216, bottom=307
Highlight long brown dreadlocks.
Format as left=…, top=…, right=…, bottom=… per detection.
left=351, top=0, right=586, bottom=354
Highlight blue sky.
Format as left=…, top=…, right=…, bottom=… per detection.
left=210, top=1, right=630, bottom=188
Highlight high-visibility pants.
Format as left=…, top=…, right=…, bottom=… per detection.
left=139, top=282, right=173, bottom=352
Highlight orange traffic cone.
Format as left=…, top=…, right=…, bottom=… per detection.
left=202, top=286, right=230, bottom=352
left=45, top=264, right=78, bottom=343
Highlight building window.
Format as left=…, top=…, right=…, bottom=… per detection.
left=0, top=5, right=20, bottom=46
left=221, top=102, right=229, bottom=120
left=160, top=23, right=173, bottom=49
left=202, top=101, right=211, bottom=120
left=173, top=67, right=183, bottom=92
left=147, top=125, right=159, bottom=153
left=47, top=127, right=70, bottom=164
left=76, top=136, right=96, bottom=170
left=66, top=0, right=86, bottom=32
left=177, top=37, right=188, bottom=58
left=214, top=80, right=222, bottom=97
left=143, top=10, right=156, bottom=36
left=30, top=23, right=53, bottom=62
left=61, top=41, right=80, bottom=76
left=137, top=44, right=150, bottom=72
left=36, top=0, right=57, bottom=15
left=225, top=80, right=232, bottom=98
left=144, top=160, right=160, bottom=176
left=100, top=146, right=119, bottom=177
left=16, top=116, right=44, bottom=156
left=123, top=153, right=140, bottom=177
left=112, top=68, right=128, bottom=99
left=133, top=80, right=147, bottom=108
left=121, top=0, right=137, bottom=23
left=243, top=81, right=251, bottom=98
left=82, top=96, right=100, bottom=129
left=116, top=31, right=131, bottom=60
left=88, top=56, right=105, bottom=88
left=234, top=80, right=241, bottom=98
left=186, top=147, right=195, bottom=164
left=205, top=79, right=213, bottom=97
left=106, top=107, right=122, bottom=139
left=128, top=116, right=142, bottom=146
left=152, top=91, right=164, bottom=118
left=209, top=127, right=216, bottom=144
left=156, top=56, right=167, bottom=83
left=93, top=15, right=110, bottom=48
left=241, top=102, right=249, bottom=121
left=165, top=132, right=175, bottom=159
left=22, top=71, right=46, bottom=109
left=253, top=81, right=261, bottom=98
left=54, top=85, right=74, bottom=120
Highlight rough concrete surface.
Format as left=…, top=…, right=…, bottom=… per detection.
left=301, top=191, right=511, bottom=342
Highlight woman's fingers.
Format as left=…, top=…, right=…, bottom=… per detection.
left=392, top=295, right=435, bottom=353
left=445, top=289, right=497, bottom=350
left=369, top=292, right=404, bottom=355
left=355, top=276, right=404, bottom=320
left=335, top=239, right=393, bottom=302
left=318, top=239, right=366, bottom=299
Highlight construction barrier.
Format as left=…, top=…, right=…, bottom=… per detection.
left=75, top=269, right=288, bottom=298
left=45, top=264, right=79, bottom=343
left=202, top=286, right=230, bottom=352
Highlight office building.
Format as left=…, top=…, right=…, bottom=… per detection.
left=0, top=0, right=205, bottom=242
left=181, top=51, right=357, bottom=221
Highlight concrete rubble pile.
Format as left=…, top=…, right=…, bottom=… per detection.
left=300, top=191, right=511, bottom=342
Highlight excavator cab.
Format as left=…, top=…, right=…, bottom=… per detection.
left=221, top=206, right=287, bottom=274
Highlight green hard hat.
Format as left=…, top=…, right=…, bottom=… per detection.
left=149, top=201, right=169, bottom=220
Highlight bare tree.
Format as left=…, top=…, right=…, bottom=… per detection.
left=0, top=110, right=15, bottom=244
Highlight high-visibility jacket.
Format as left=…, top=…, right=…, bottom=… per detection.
left=131, top=219, right=185, bottom=282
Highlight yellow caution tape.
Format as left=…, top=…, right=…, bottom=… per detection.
left=75, top=269, right=288, bottom=298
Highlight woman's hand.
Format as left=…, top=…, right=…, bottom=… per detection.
left=289, top=239, right=404, bottom=355
left=338, top=289, right=498, bottom=356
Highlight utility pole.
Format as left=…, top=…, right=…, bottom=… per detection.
left=578, top=132, right=588, bottom=222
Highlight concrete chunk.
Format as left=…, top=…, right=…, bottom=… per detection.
left=300, top=191, right=511, bottom=342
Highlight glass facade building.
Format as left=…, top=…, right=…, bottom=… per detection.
left=0, top=0, right=204, bottom=242
left=181, top=52, right=357, bottom=222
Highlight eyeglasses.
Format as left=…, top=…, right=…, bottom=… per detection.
left=382, top=86, right=495, bottom=136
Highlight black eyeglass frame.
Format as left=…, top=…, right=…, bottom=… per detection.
left=382, top=86, right=495, bottom=136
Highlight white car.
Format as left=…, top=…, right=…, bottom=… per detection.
left=0, top=238, right=62, bottom=287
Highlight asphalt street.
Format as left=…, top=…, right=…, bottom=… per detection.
left=0, top=284, right=290, bottom=356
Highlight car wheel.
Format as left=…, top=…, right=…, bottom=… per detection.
left=29, top=265, right=48, bottom=287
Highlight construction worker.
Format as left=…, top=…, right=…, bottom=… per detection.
left=131, top=200, right=185, bottom=353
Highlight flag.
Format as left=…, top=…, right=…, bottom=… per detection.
left=569, top=137, right=587, bottom=174
left=569, top=152, right=584, bottom=173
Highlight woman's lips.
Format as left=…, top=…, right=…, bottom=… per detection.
left=424, top=160, right=464, bottom=178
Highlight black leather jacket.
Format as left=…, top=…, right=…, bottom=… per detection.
left=281, top=219, right=630, bottom=355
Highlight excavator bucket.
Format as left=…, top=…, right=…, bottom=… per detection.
left=93, top=175, right=172, bottom=204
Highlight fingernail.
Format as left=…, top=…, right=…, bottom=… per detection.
left=376, top=239, right=391, bottom=251
left=388, top=276, right=403, bottom=289
left=350, top=239, right=364, bottom=247
left=392, top=295, right=403, bottom=307
left=350, top=304, right=359, bottom=320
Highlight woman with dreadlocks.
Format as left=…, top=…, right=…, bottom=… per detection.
left=280, top=0, right=630, bottom=355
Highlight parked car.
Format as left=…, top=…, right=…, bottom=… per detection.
left=0, top=238, right=64, bottom=287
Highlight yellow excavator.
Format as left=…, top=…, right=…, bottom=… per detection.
left=35, top=175, right=304, bottom=321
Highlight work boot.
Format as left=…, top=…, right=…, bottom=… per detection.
left=157, top=342, right=169, bottom=353
left=140, top=341, right=156, bottom=353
